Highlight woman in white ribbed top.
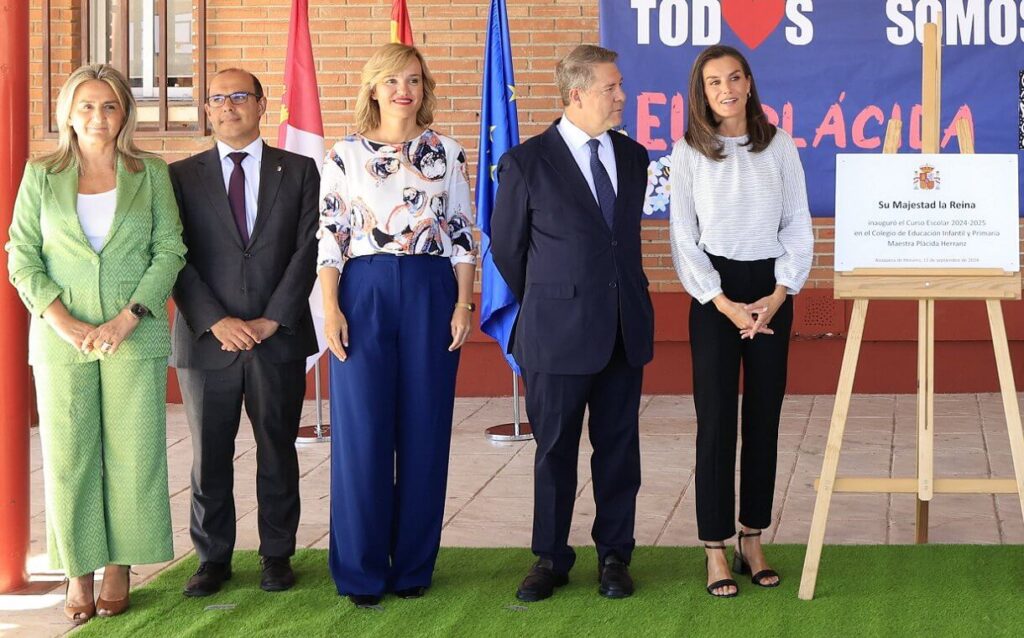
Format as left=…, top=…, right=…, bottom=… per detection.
left=669, top=45, right=813, bottom=598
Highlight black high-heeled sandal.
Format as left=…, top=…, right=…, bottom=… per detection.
left=704, top=543, right=738, bottom=598
left=733, top=530, right=780, bottom=587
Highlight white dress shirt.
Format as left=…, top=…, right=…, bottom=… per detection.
left=216, top=137, right=263, bottom=234
left=556, top=115, right=618, bottom=202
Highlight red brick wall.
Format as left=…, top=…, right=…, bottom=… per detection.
left=25, top=1, right=1024, bottom=396
left=27, top=0, right=839, bottom=293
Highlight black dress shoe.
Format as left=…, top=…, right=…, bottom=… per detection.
left=260, top=556, right=295, bottom=592
left=349, top=594, right=382, bottom=608
left=515, top=559, right=569, bottom=602
left=394, top=586, right=426, bottom=599
left=598, top=555, right=634, bottom=599
left=183, top=562, right=231, bottom=597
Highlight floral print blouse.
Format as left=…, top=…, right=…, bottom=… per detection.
left=316, top=129, right=477, bottom=273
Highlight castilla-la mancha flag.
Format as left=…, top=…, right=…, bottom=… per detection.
left=277, top=0, right=327, bottom=372
left=391, top=0, right=414, bottom=45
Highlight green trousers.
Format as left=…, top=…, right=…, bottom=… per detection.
left=34, top=357, right=173, bottom=577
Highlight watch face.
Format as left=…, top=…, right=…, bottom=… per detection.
left=130, top=303, right=148, bottom=317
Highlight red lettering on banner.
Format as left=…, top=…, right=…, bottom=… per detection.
left=852, top=105, right=884, bottom=149
left=909, top=103, right=923, bottom=150
left=940, top=105, right=974, bottom=149
left=760, top=102, right=809, bottom=148
left=635, top=93, right=975, bottom=155
left=813, top=92, right=847, bottom=148
left=782, top=103, right=807, bottom=148
left=670, top=93, right=686, bottom=142
left=637, top=92, right=668, bottom=151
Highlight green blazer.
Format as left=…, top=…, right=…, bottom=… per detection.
left=6, top=156, right=187, bottom=366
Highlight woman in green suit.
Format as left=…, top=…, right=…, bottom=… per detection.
left=6, top=64, right=186, bottom=624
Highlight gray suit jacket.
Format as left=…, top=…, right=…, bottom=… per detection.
left=168, top=143, right=319, bottom=370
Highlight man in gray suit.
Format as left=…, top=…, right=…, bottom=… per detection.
left=169, top=68, right=319, bottom=596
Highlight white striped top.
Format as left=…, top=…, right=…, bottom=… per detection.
left=668, top=128, right=814, bottom=304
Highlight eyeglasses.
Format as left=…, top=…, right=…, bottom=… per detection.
left=206, top=92, right=260, bottom=107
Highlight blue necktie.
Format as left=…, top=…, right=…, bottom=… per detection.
left=587, top=138, right=616, bottom=229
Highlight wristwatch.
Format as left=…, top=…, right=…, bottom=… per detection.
left=455, top=302, right=476, bottom=312
left=129, top=303, right=151, bottom=319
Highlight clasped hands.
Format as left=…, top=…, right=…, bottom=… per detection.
left=713, top=287, right=788, bottom=340
left=211, top=316, right=280, bottom=352
left=46, top=307, right=139, bottom=355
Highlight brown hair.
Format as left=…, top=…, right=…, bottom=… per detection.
left=354, top=43, right=436, bottom=133
left=684, top=45, right=776, bottom=161
left=39, top=64, right=153, bottom=174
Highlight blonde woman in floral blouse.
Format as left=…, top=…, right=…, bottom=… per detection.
left=316, top=43, right=477, bottom=609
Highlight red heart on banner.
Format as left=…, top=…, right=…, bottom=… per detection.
left=721, top=0, right=785, bottom=49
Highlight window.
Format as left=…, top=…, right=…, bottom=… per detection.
left=43, top=0, right=207, bottom=135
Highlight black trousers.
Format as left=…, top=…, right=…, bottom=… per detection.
left=523, top=333, right=643, bottom=574
left=690, top=254, right=793, bottom=542
left=178, top=351, right=305, bottom=563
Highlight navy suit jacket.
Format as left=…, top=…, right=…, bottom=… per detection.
left=490, top=121, right=655, bottom=375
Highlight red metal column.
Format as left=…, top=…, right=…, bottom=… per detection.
left=0, top=0, right=32, bottom=593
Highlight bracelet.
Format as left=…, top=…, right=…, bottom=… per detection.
left=455, top=302, right=476, bottom=312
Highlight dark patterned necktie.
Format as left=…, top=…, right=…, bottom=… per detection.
left=227, top=151, right=250, bottom=244
left=587, top=138, right=616, bottom=229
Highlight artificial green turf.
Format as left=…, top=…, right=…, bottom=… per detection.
left=72, top=545, right=1023, bottom=637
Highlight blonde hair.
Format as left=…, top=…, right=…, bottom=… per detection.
left=354, top=44, right=436, bottom=134
left=39, top=64, right=152, bottom=174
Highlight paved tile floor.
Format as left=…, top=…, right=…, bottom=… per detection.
left=3, top=393, right=1024, bottom=636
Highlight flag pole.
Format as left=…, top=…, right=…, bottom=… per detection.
left=279, top=0, right=328, bottom=445
left=485, top=371, right=533, bottom=442
left=314, top=361, right=326, bottom=438
left=297, top=356, right=330, bottom=444
left=476, top=0, right=528, bottom=443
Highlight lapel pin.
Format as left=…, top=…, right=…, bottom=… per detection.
left=276, top=165, right=282, bottom=172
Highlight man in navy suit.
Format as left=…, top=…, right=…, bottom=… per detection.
left=491, top=45, right=655, bottom=601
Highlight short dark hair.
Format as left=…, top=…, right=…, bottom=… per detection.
left=212, top=68, right=264, bottom=99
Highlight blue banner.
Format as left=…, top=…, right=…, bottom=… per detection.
left=477, top=0, right=522, bottom=373
left=599, top=0, right=1024, bottom=218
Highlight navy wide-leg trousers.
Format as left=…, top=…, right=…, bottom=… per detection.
left=328, top=255, right=460, bottom=596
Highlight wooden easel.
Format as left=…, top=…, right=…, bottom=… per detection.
left=798, top=21, right=1024, bottom=600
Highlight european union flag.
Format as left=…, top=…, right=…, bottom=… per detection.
left=476, top=0, right=521, bottom=374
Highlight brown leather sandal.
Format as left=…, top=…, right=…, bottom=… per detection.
left=63, top=579, right=96, bottom=625
left=97, top=566, right=131, bottom=617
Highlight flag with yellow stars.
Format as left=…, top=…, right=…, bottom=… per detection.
left=476, top=0, right=521, bottom=373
